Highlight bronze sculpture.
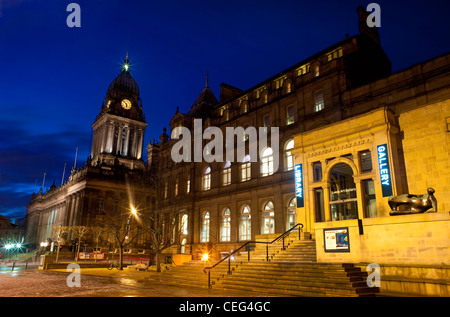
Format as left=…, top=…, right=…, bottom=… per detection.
left=388, top=188, right=437, bottom=215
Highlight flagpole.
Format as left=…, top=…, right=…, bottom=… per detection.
left=42, top=172, right=46, bottom=190
left=61, top=163, right=66, bottom=186
left=73, top=147, right=78, bottom=170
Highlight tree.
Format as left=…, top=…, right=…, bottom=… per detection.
left=136, top=166, right=187, bottom=273
left=91, top=226, right=104, bottom=263
left=71, top=226, right=90, bottom=262
left=98, top=207, right=139, bottom=270
left=51, top=225, right=71, bottom=263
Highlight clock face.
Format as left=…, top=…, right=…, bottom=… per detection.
left=121, top=99, right=132, bottom=110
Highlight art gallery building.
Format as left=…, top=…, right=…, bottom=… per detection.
left=291, top=54, right=450, bottom=266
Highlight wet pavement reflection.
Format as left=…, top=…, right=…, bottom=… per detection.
left=0, top=265, right=254, bottom=297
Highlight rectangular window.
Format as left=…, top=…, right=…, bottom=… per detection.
left=314, top=91, right=324, bottom=112
left=313, top=161, right=322, bottom=182
left=174, top=179, right=179, bottom=196
left=241, top=162, right=251, bottom=182
left=203, top=174, right=211, bottom=191
left=286, top=105, right=294, bottom=125
left=223, top=168, right=231, bottom=186
left=362, top=179, right=377, bottom=218
left=221, top=217, right=231, bottom=242
left=360, top=150, right=373, bottom=172
left=314, top=188, right=325, bottom=222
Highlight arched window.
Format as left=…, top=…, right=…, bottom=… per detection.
left=222, top=161, right=231, bottom=186
left=314, top=64, right=320, bottom=77
left=329, top=163, right=358, bottom=220
left=240, top=205, right=251, bottom=241
left=203, top=166, right=211, bottom=191
left=240, top=154, right=251, bottom=182
left=240, top=101, right=248, bottom=114
left=174, top=178, right=179, bottom=196
left=201, top=211, right=210, bottom=243
left=221, top=208, right=231, bottom=242
left=181, top=213, right=188, bottom=235
left=285, top=139, right=294, bottom=171
left=287, top=198, right=296, bottom=229
left=261, top=147, right=274, bottom=176
left=262, top=201, right=275, bottom=234
left=180, top=238, right=187, bottom=254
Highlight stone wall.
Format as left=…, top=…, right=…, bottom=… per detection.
left=398, top=100, right=450, bottom=212
left=314, top=212, right=449, bottom=266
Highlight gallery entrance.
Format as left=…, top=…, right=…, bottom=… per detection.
left=329, top=163, right=358, bottom=220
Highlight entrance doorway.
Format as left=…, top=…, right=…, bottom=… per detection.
left=329, top=163, right=358, bottom=220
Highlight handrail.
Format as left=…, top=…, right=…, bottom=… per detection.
left=203, top=223, right=303, bottom=288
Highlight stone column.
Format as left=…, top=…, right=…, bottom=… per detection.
left=136, top=129, right=143, bottom=159
left=123, top=126, right=130, bottom=156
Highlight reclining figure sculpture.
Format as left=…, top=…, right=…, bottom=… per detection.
left=388, top=188, right=437, bottom=215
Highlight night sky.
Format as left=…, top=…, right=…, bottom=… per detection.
left=0, top=0, right=449, bottom=222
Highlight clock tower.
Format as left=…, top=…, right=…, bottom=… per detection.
left=90, top=55, right=147, bottom=170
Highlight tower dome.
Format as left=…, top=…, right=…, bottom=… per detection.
left=106, top=54, right=140, bottom=99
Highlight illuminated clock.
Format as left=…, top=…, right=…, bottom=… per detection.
left=121, top=99, right=132, bottom=110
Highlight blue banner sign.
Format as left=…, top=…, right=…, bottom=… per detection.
left=295, top=164, right=304, bottom=207
left=377, top=144, right=393, bottom=197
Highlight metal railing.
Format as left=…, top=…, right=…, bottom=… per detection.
left=203, top=223, right=304, bottom=288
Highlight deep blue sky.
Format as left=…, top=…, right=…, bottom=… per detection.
left=0, top=0, right=449, bottom=222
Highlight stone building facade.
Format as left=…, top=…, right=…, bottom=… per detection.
left=25, top=57, right=153, bottom=250
left=147, top=7, right=404, bottom=260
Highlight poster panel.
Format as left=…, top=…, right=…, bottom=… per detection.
left=324, top=227, right=350, bottom=252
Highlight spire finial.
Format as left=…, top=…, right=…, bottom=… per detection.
left=122, top=53, right=130, bottom=73
left=205, top=72, right=209, bottom=87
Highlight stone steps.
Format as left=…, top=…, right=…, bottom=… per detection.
left=153, top=236, right=379, bottom=296
left=215, top=262, right=377, bottom=297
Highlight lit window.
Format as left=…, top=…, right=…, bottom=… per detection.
left=286, top=105, right=294, bottom=125
left=287, top=198, right=297, bottom=229
left=261, top=147, right=274, bottom=177
left=241, top=101, right=248, bottom=114
left=240, top=205, right=251, bottom=241
left=314, top=65, right=320, bottom=77
left=262, top=201, right=275, bottom=234
left=360, top=150, right=373, bottom=172
left=240, top=155, right=251, bottom=182
left=181, top=214, right=188, bottom=235
left=296, top=64, right=310, bottom=77
left=221, top=208, right=231, bottom=242
left=203, top=167, right=211, bottom=191
left=201, top=212, right=210, bottom=243
left=285, top=139, right=294, bottom=171
left=175, top=178, right=179, bottom=196
left=186, top=175, right=191, bottom=194
left=286, top=81, right=292, bottom=94
left=223, top=161, right=231, bottom=186
left=314, top=91, right=324, bottom=112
